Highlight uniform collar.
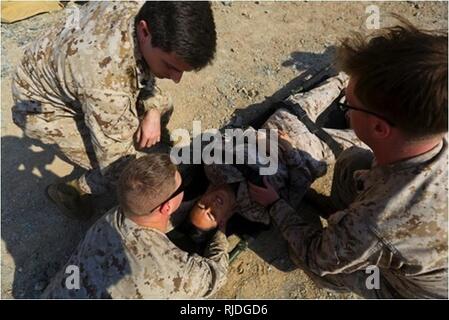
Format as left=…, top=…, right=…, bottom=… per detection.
left=354, top=139, right=447, bottom=191
left=376, top=138, right=446, bottom=173
left=116, top=207, right=167, bottom=239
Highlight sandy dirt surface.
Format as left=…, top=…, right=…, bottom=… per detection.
left=1, top=1, right=447, bottom=299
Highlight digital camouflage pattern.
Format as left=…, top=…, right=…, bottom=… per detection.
left=205, top=73, right=367, bottom=224
left=42, top=206, right=229, bottom=299
left=11, top=1, right=173, bottom=194
left=206, top=72, right=448, bottom=298
left=250, top=75, right=447, bottom=299
left=271, top=141, right=448, bottom=299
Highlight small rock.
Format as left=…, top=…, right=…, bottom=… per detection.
left=17, top=267, right=23, bottom=273
left=414, top=4, right=420, bottom=9
left=221, top=1, right=232, bottom=6
left=248, top=89, right=259, bottom=98
left=264, top=10, right=269, bottom=14
left=239, top=87, right=249, bottom=96
left=241, top=12, right=252, bottom=19
left=255, top=1, right=260, bottom=4
left=230, top=47, right=235, bottom=53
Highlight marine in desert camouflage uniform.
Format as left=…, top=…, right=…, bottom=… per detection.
left=11, top=1, right=216, bottom=200
left=41, top=206, right=229, bottom=299
left=248, top=24, right=448, bottom=298
left=42, top=153, right=229, bottom=299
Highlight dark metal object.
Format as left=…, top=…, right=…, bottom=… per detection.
left=229, top=238, right=249, bottom=264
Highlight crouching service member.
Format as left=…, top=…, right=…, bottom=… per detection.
left=42, top=153, right=231, bottom=299
left=11, top=1, right=217, bottom=219
left=249, top=22, right=448, bottom=299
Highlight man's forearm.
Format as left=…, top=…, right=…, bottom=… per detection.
left=268, top=198, right=325, bottom=270
left=204, top=230, right=229, bottom=263
left=198, top=230, right=229, bottom=297
left=268, top=199, right=378, bottom=276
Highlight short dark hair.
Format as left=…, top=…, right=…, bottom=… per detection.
left=337, top=18, right=447, bottom=138
left=117, top=153, right=177, bottom=216
left=135, top=1, right=217, bottom=70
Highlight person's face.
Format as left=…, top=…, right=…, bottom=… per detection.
left=137, top=21, right=193, bottom=83
left=189, top=184, right=236, bottom=231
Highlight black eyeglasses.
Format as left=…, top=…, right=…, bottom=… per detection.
left=146, top=179, right=185, bottom=214
left=337, top=101, right=395, bottom=127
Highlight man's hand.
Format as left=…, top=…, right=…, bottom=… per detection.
left=136, top=108, right=161, bottom=149
left=248, top=176, right=280, bottom=207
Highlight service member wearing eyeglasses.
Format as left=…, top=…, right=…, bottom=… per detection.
left=42, top=153, right=231, bottom=299
left=249, top=21, right=447, bottom=299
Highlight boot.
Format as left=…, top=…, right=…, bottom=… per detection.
left=46, top=179, right=95, bottom=221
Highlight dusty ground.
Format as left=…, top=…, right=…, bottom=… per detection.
left=1, top=1, right=447, bottom=299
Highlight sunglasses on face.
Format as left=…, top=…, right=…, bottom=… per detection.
left=337, top=101, right=396, bottom=127
left=146, top=179, right=185, bottom=214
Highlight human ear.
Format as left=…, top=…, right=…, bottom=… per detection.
left=159, top=201, right=171, bottom=216
left=373, top=119, right=391, bottom=139
left=137, top=20, right=151, bottom=44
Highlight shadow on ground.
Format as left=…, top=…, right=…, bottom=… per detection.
left=1, top=136, right=88, bottom=298
left=227, top=48, right=338, bottom=129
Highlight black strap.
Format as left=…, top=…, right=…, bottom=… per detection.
left=282, top=99, right=344, bottom=158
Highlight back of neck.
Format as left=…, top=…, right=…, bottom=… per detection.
left=128, top=213, right=168, bottom=233
left=373, top=137, right=442, bottom=166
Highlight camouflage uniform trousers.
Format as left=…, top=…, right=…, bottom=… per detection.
left=202, top=73, right=370, bottom=225
left=11, top=95, right=104, bottom=194
left=12, top=87, right=173, bottom=194
left=263, top=72, right=368, bottom=168
left=12, top=92, right=172, bottom=195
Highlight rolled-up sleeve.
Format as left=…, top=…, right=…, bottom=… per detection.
left=140, top=85, right=173, bottom=116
